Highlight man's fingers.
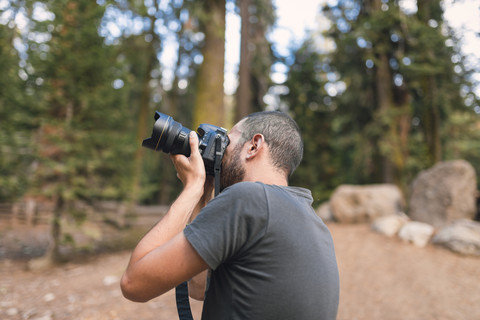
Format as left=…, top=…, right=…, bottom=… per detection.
left=169, top=132, right=206, bottom=187
left=189, top=131, right=199, bottom=155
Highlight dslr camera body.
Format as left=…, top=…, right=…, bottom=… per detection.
left=142, top=111, right=230, bottom=176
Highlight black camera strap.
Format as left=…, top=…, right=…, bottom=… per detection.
left=213, top=134, right=223, bottom=197
left=175, top=281, right=193, bottom=320
left=175, top=134, right=223, bottom=320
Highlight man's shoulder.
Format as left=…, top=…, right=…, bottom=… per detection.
left=222, top=181, right=265, bottom=195
left=223, top=182, right=311, bottom=199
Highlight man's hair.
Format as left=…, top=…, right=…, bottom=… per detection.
left=238, top=111, right=303, bottom=176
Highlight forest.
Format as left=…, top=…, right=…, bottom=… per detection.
left=1, top=1, right=479, bottom=245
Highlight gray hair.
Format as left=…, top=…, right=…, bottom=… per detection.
left=238, top=111, right=303, bottom=176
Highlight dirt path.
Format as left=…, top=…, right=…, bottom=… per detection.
left=1, top=223, right=478, bottom=320
left=330, top=223, right=479, bottom=320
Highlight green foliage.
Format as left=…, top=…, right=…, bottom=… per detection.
left=286, top=40, right=339, bottom=203
left=286, top=0, right=479, bottom=201
left=444, top=110, right=480, bottom=189
left=20, top=0, right=136, bottom=204
left=2, top=0, right=479, bottom=212
left=0, top=23, right=37, bottom=201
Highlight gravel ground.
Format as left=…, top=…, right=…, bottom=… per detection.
left=0, top=223, right=478, bottom=320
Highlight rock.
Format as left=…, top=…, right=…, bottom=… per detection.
left=43, top=293, right=55, bottom=302
left=6, top=308, right=18, bottom=316
left=409, top=160, right=477, bottom=228
left=432, top=219, right=480, bottom=256
left=316, top=202, right=333, bottom=222
left=330, top=184, right=404, bottom=223
left=103, top=275, right=119, bottom=286
left=32, top=311, right=53, bottom=320
left=371, top=213, right=409, bottom=237
left=28, top=256, right=54, bottom=272
left=398, top=221, right=435, bottom=247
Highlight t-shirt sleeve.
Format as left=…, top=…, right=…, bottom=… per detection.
left=184, top=182, right=268, bottom=270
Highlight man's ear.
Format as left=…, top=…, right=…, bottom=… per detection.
left=246, top=134, right=265, bottom=159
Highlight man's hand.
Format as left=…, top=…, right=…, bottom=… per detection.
left=170, top=131, right=206, bottom=191
left=121, top=132, right=211, bottom=302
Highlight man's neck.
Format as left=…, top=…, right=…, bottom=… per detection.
left=243, top=166, right=288, bottom=186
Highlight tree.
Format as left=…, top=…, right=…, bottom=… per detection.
left=105, top=0, right=207, bottom=204
left=319, top=0, right=473, bottom=189
left=0, top=16, right=37, bottom=201
left=119, top=0, right=164, bottom=205
left=321, top=0, right=416, bottom=186
left=236, top=0, right=275, bottom=121
left=237, top=0, right=253, bottom=120
left=26, top=0, right=132, bottom=261
left=283, top=0, right=479, bottom=200
left=284, top=39, right=340, bottom=203
left=192, top=0, right=226, bottom=127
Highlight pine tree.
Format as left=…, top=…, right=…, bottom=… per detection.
left=284, top=0, right=479, bottom=198
left=0, top=18, right=36, bottom=201
left=320, top=0, right=472, bottom=188
left=236, top=0, right=275, bottom=121
left=27, top=0, right=132, bottom=261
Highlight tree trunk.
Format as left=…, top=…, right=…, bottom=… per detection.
left=424, top=75, right=441, bottom=164
left=130, top=25, right=158, bottom=205
left=376, top=50, right=395, bottom=183
left=50, top=191, right=64, bottom=263
left=369, top=0, right=412, bottom=186
left=417, top=0, right=442, bottom=165
left=236, top=0, right=252, bottom=122
left=193, top=0, right=226, bottom=127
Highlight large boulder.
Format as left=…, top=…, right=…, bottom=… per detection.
left=330, top=184, right=404, bottom=223
left=408, top=160, right=477, bottom=228
left=316, top=201, right=333, bottom=222
left=432, top=219, right=480, bottom=256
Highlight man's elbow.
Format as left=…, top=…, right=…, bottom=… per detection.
left=188, top=285, right=205, bottom=301
left=120, top=273, right=151, bottom=303
left=188, top=273, right=206, bottom=301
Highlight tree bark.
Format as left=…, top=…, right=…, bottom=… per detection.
left=417, top=0, right=442, bottom=165
left=193, top=0, right=226, bottom=127
left=236, top=0, right=252, bottom=122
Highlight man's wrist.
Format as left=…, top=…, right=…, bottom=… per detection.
left=183, top=181, right=205, bottom=199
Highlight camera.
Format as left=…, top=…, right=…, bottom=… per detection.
left=142, top=111, right=230, bottom=176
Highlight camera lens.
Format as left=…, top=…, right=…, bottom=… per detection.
left=142, top=112, right=192, bottom=156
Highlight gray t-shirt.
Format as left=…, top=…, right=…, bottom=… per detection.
left=184, top=181, right=339, bottom=320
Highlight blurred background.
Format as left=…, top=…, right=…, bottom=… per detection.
left=0, top=0, right=479, bottom=261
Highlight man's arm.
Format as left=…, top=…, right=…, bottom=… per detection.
left=186, top=178, right=214, bottom=301
left=188, top=269, right=208, bottom=301
left=120, top=132, right=210, bottom=302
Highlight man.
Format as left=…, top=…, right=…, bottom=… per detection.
left=121, top=111, right=339, bottom=319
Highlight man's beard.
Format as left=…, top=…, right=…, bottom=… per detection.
left=220, top=143, right=245, bottom=191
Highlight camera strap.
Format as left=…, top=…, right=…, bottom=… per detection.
left=175, top=281, right=193, bottom=320
left=175, top=135, right=223, bottom=320
left=213, top=134, right=222, bottom=197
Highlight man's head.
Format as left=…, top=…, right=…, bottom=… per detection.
left=220, top=111, right=303, bottom=190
